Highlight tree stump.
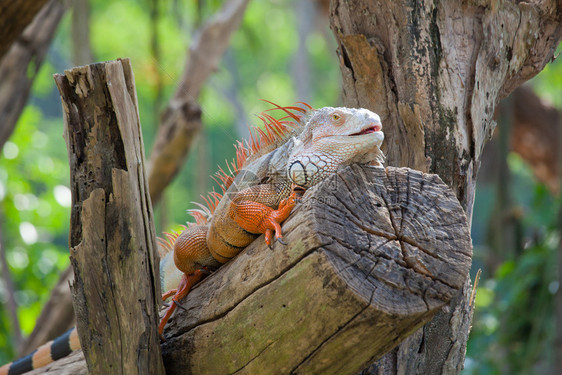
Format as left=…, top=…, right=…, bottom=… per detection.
left=160, top=165, right=472, bottom=375
left=54, top=59, right=164, bottom=375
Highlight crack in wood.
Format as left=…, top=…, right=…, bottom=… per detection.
left=166, top=244, right=330, bottom=340
left=322, top=168, right=463, bottom=290
left=289, top=302, right=371, bottom=374
left=230, top=341, right=275, bottom=374
left=378, top=186, right=422, bottom=271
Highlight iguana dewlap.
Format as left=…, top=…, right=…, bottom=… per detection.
left=0, top=103, right=384, bottom=375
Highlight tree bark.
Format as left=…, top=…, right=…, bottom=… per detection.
left=0, top=0, right=50, bottom=60
left=33, top=165, right=473, bottom=374
left=330, top=0, right=562, bottom=373
left=0, top=0, right=66, bottom=151
left=54, top=59, right=164, bottom=375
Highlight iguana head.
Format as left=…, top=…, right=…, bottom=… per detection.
left=287, top=107, right=384, bottom=187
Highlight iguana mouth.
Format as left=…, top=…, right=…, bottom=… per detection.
left=351, top=124, right=382, bottom=136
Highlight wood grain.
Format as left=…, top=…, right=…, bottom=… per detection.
left=160, top=165, right=471, bottom=374
left=54, top=59, right=164, bottom=375
left=34, top=165, right=471, bottom=374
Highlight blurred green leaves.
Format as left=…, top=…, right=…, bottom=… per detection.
left=466, top=156, right=559, bottom=375
left=0, top=0, right=341, bottom=363
left=0, top=104, right=72, bottom=362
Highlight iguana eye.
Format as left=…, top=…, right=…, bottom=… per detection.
left=332, top=114, right=341, bottom=121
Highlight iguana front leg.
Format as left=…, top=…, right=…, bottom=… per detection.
left=228, top=184, right=300, bottom=245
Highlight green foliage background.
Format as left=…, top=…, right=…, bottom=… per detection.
left=0, top=1, right=560, bottom=372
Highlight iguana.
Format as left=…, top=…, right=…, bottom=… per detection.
left=0, top=102, right=384, bottom=375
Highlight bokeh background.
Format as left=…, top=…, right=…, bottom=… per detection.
left=0, top=1, right=561, bottom=374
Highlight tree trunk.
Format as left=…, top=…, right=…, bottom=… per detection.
left=330, top=0, right=562, bottom=373
left=54, top=59, right=165, bottom=375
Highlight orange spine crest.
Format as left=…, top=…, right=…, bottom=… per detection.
left=185, top=101, right=310, bottom=224
left=157, top=230, right=182, bottom=255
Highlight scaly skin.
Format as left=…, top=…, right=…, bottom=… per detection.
left=159, top=105, right=384, bottom=336
left=287, top=107, right=384, bottom=187
left=0, top=104, right=384, bottom=374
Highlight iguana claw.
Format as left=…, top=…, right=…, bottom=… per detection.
left=231, top=188, right=299, bottom=247
left=159, top=268, right=209, bottom=339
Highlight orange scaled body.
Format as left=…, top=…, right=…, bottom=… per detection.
left=158, top=103, right=308, bottom=337
left=158, top=102, right=385, bottom=337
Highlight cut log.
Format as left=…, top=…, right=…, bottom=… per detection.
left=160, top=165, right=472, bottom=374
left=54, top=59, right=164, bottom=374
left=33, top=165, right=471, bottom=374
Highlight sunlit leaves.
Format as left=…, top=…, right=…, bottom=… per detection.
left=2, top=143, right=18, bottom=160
